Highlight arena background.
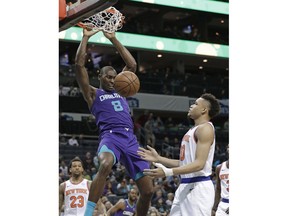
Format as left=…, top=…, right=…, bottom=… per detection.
left=1, top=1, right=288, bottom=216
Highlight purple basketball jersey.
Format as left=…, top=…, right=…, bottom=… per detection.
left=90, top=89, right=149, bottom=180
left=114, top=199, right=136, bottom=216
left=90, top=89, right=133, bottom=133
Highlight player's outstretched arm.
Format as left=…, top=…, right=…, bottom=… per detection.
left=138, top=145, right=179, bottom=168
left=103, top=31, right=137, bottom=73
left=171, top=123, right=214, bottom=176
left=142, top=123, right=214, bottom=178
left=106, top=199, right=125, bottom=216
left=75, top=28, right=99, bottom=108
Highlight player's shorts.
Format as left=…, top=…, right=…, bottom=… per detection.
left=98, top=127, right=150, bottom=181
left=216, top=198, right=229, bottom=216
left=170, top=176, right=214, bottom=216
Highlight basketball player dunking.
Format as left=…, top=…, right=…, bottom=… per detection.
left=138, top=93, right=221, bottom=216
left=75, top=27, right=153, bottom=216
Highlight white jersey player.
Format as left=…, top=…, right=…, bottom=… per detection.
left=59, top=157, right=91, bottom=216
left=138, top=93, right=221, bottom=216
left=212, top=146, right=229, bottom=216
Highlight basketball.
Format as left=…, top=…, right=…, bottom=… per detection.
left=114, top=71, right=140, bottom=97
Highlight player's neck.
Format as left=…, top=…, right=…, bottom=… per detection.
left=128, top=198, right=135, bottom=206
left=70, top=176, right=83, bottom=184
left=194, top=117, right=210, bottom=126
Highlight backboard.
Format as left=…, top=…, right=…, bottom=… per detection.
left=59, top=0, right=118, bottom=32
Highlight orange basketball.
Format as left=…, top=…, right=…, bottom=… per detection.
left=114, top=71, right=140, bottom=97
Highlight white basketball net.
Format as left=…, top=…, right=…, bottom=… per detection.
left=80, top=7, right=124, bottom=33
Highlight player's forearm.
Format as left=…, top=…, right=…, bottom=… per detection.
left=171, top=160, right=204, bottom=175
left=75, top=35, right=90, bottom=66
left=109, top=37, right=137, bottom=72
left=106, top=208, right=115, bottom=216
left=158, top=156, right=179, bottom=168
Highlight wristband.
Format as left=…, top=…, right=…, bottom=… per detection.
left=153, top=162, right=174, bottom=176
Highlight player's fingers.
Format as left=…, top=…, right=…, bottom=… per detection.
left=137, top=151, right=145, bottom=157
left=138, top=147, right=146, bottom=152
left=146, top=145, right=154, bottom=150
left=143, top=169, right=157, bottom=176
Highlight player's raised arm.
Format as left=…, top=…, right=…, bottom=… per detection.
left=103, top=31, right=137, bottom=73
left=75, top=28, right=99, bottom=108
left=106, top=198, right=125, bottom=216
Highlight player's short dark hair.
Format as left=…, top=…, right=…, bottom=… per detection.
left=68, top=156, right=84, bottom=170
left=201, top=93, right=221, bottom=119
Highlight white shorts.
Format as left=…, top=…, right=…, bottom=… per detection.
left=170, top=180, right=214, bottom=216
left=216, top=201, right=229, bottom=216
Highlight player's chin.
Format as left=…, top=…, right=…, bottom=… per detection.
left=105, top=86, right=114, bottom=91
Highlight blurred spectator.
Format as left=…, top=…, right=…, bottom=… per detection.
left=165, top=192, right=174, bottom=207
left=68, top=135, right=79, bottom=146
left=161, top=84, right=170, bottom=95
left=116, top=178, right=129, bottom=196
left=82, top=151, right=96, bottom=176
left=165, top=117, right=175, bottom=128
left=191, top=27, right=201, bottom=41
left=132, top=115, right=142, bottom=142
left=83, top=170, right=92, bottom=180
left=78, top=134, right=84, bottom=145
left=59, top=159, right=69, bottom=181
left=168, top=176, right=180, bottom=193
left=59, top=135, right=67, bottom=145
left=223, top=120, right=229, bottom=131
left=93, top=154, right=100, bottom=172
left=137, top=110, right=150, bottom=127
left=69, top=86, right=80, bottom=96
left=148, top=206, right=161, bottom=216
left=144, top=113, right=156, bottom=147
left=156, top=197, right=168, bottom=215
left=91, top=167, right=97, bottom=180
left=127, top=178, right=136, bottom=191
left=152, top=189, right=165, bottom=206
left=59, top=85, right=71, bottom=96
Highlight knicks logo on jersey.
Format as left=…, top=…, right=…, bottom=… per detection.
left=182, top=134, right=190, bottom=142
left=180, top=145, right=185, bottom=161
left=180, top=135, right=190, bottom=161
left=65, top=188, right=88, bottom=196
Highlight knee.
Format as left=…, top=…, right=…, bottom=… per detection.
left=98, top=159, right=113, bottom=176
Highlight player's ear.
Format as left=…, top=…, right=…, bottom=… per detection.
left=201, top=107, right=207, bottom=114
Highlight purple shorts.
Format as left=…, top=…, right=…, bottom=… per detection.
left=98, top=128, right=150, bottom=181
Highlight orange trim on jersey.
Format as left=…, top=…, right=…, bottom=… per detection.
left=86, top=180, right=90, bottom=190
